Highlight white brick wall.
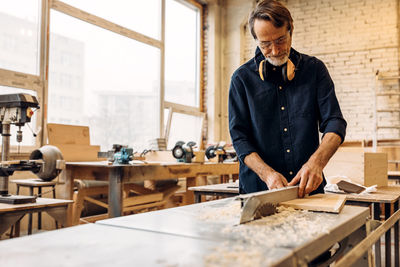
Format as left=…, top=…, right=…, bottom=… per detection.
left=225, top=0, right=400, bottom=141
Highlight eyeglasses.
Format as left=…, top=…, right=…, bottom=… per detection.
left=257, top=32, right=290, bottom=50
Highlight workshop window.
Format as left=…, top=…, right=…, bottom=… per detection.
left=47, top=9, right=161, bottom=151
left=0, top=0, right=41, bottom=75
left=167, top=112, right=204, bottom=150
left=165, top=0, right=201, bottom=107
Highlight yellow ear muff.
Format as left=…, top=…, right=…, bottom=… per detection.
left=286, top=58, right=295, bottom=81
left=259, top=58, right=296, bottom=82
left=258, top=59, right=266, bottom=81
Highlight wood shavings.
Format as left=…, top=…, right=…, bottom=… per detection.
left=197, top=200, right=241, bottom=222
left=199, top=202, right=338, bottom=266
left=224, top=206, right=336, bottom=248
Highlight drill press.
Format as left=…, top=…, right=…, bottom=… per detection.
left=0, top=93, right=40, bottom=204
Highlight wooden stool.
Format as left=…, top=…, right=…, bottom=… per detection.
left=11, top=179, right=57, bottom=235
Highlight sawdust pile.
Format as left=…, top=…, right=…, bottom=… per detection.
left=199, top=202, right=337, bottom=267
left=197, top=200, right=241, bottom=221
left=225, top=206, right=335, bottom=247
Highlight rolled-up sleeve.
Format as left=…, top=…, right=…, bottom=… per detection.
left=316, top=60, right=347, bottom=143
left=229, top=74, right=257, bottom=163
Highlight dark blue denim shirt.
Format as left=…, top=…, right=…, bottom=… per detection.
left=229, top=47, right=347, bottom=194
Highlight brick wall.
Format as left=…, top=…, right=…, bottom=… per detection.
left=220, top=0, right=400, bottom=142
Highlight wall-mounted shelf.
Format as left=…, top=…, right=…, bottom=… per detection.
left=373, top=70, right=400, bottom=151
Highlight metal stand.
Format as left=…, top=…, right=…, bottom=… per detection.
left=0, top=123, right=35, bottom=204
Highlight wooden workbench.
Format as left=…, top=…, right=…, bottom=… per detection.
left=0, top=198, right=370, bottom=266
left=0, top=198, right=73, bottom=237
left=58, top=161, right=239, bottom=218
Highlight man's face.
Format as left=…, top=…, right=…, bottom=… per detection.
left=254, top=19, right=292, bottom=66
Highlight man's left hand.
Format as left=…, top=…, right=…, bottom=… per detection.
left=287, top=161, right=323, bottom=198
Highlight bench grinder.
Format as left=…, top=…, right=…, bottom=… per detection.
left=0, top=94, right=64, bottom=204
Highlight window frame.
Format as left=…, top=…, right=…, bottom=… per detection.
left=0, top=0, right=204, bottom=154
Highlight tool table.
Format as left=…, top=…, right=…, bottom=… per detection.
left=58, top=161, right=239, bottom=220
left=0, top=197, right=370, bottom=266
left=332, top=186, right=400, bottom=267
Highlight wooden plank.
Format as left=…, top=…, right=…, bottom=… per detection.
left=54, top=144, right=101, bottom=162
left=341, top=140, right=365, bottom=147
left=124, top=183, right=156, bottom=196
left=324, top=148, right=388, bottom=186
left=339, top=186, right=400, bottom=203
left=51, top=0, right=162, bottom=49
left=123, top=193, right=163, bottom=207
left=280, top=194, right=346, bottom=213
left=0, top=198, right=72, bottom=213
left=188, top=182, right=238, bottom=193
left=164, top=101, right=203, bottom=117
left=84, top=196, right=108, bottom=209
left=47, top=123, right=91, bottom=145
left=0, top=68, right=43, bottom=91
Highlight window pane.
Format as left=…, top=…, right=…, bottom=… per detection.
left=165, top=0, right=200, bottom=107
left=48, top=10, right=160, bottom=151
left=0, top=86, right=38, bottom=147
left=167, top=112, right=203, bottom=150
left=0, top=0, right=41, bottom=75
left=61, top=0, right=161, bottom=40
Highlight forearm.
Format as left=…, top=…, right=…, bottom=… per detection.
left=244, top=152, right=288, bottom=189
left=244, top=152, right=275, bottom=178
left=308, top=132, right=342, bottom=169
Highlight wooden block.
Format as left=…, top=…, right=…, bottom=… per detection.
left=280, top=194, right=346, bottom=213
left=144, top=151, right=175, bottom=162
left=324, top=148, right=388, bottom=187
left=364, top=152, right=388, bottom=187
left=47, top=123, right=90, bottom=145
left=53, top=144, right=102, bottom=162
left=192, top=151, right=205, bottom=163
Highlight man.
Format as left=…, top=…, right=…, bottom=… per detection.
left=229, top=0, right=346, bottom=198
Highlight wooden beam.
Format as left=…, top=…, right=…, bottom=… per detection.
left=123, top=193, right=163, bottom=207
left=84, top=196, right=108, bottom=209
left=51, top=0, right=162, bottom=49
left=335, top=209, right=400, bottom=267
left=0, top=68, right=42, bottom=91
left=164, top=101, right=203, bottom=117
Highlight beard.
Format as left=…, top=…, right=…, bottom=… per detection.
left=266, top=53, right=289, bottom=66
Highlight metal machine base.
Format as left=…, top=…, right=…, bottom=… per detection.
left=0, top=195, right=36, bottom=204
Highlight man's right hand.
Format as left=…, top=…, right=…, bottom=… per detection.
left=260, top=170, right=288, bottom=189
left=244, top=152, right=288, bottom=189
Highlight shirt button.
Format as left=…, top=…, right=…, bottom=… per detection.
left=279, top=86, right=282, bottom=90
left=289, top=171, right=293, bottom=175
left=284, top=128, right=288, bottom=132
left=286, top=149, right=290, bottom=153
left=281, top=106, right=285, bottom=110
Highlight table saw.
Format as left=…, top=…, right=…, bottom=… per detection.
left=0, top=195, right=370, bottom=266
